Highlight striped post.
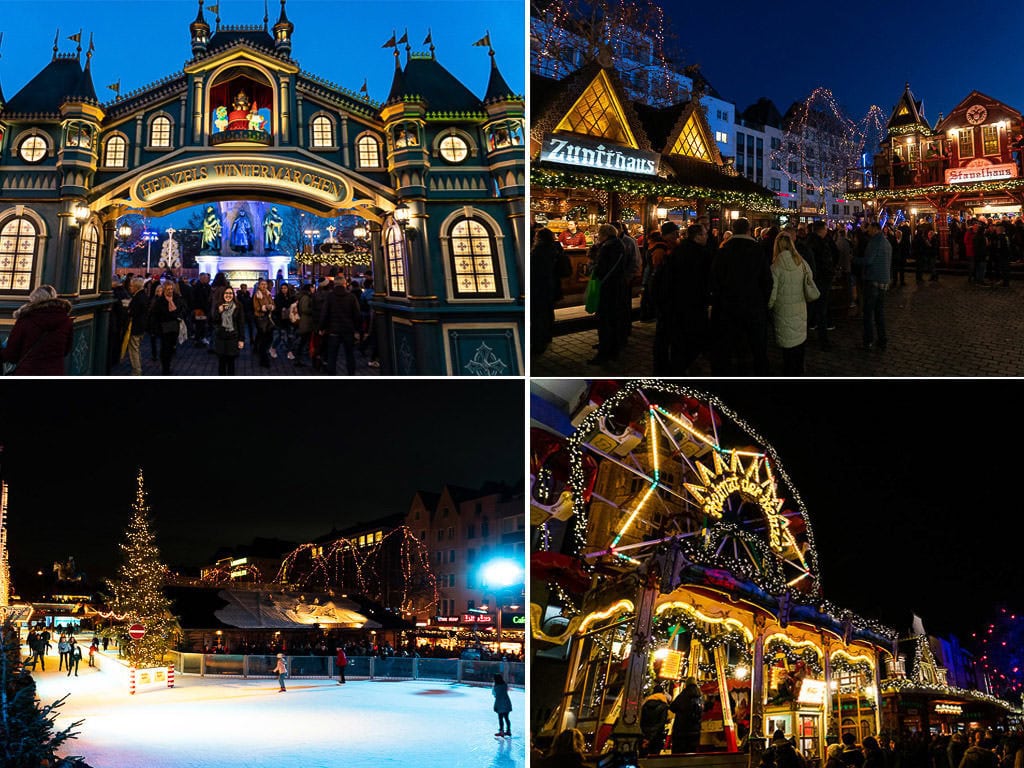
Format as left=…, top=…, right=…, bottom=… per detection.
left=129, top=667, right=136, bottom=696
left=167, top=664, right=175, bottom=688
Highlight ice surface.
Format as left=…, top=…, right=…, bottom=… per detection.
left=32, top=659, right=525, bottom=768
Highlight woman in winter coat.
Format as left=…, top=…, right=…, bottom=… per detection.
left=212, top=286, right=245, bottom=376
left=2, top=285, right=73, bottom=375
left=252, top=278, right=275, bottom=368
left=589, top=223, right=628, bottom=366
left=492, top=673, right=513, bottom=738
left=291, top=283, right=315, bottom=368
left=768, top=231, right=816, bottom=376
left=149, top=281, right=184, bottom=375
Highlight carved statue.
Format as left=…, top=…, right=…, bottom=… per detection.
left=232, top=89, right=251, bottom=112
left=263, top=206, right=284, bottom=250
left=201, top=205, right=222, bottom=251
left=229, top=208, right=254, bottom=252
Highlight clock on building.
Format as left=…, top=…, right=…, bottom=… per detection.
left=966, top=105, right=988, bottom=125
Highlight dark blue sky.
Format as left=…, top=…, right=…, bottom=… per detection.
left=671, top=1, right=1024, bottom=123
left=0, top=0, right=523, bottom=108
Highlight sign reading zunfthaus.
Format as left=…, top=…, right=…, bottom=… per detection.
left=540, top=134, right=659, bottom=176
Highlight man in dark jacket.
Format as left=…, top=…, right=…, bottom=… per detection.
left=125, top=277, right=150, bottom=375
left=669, top=677, right=704, bottom=754
left=652, top=224, right=709, bottom=375
left=640, top=686, right=671, bottom=756
left=191, top=272, right=212, bottom=346
left=805, top=221, right=837, bottom=349
left=708, top=217, right=773, bottom=375
left=319, top=276, right=362, bottom=375
left=108, top=275, right=131, bottom=373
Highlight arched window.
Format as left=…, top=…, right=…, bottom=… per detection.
left=0, top=217, right=39, bottom=293
left=311, top=115, right=334, bottom=148
left=448, top=217, right=500, bottom=298
left=103, top=135, right=127, bottom=168
left=149, top=115, right=172, bottom=148
left=79, top=224, right=99, bottom=293
left=357, top=135, right=381, bottom=168
left=385, top=221, right=406, bottom=295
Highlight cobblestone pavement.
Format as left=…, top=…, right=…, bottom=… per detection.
left=532, top=277, right=1024, bottom=377
left=108, top=334, right=380, bottom=377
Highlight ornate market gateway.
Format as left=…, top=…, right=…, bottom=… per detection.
left=0, top=1, right=525, bottom=374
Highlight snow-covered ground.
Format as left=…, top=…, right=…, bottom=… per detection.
left=32, top=655, right=525, bottom=768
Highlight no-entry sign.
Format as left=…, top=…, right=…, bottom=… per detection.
left=128, top=624, right=146, bottom=640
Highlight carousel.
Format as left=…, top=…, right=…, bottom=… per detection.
left=530, top=380, right=897, bottom=767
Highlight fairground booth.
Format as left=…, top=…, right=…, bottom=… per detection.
left=530, top=63, right=779, bottom=308
left=851, top=84, right=1024, bottom=264
left=530, top=380, right=898, bottom=767
left=0, top=1, right=525, bottom=375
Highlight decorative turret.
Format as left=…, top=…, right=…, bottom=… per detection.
left=190, top=0, right=211, bottom=56
left=272, top=0, right=294, bottom=55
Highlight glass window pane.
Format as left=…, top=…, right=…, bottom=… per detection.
left=0, top=217, right=37, bottom=295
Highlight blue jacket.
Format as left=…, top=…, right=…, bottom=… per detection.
left=856, top=232, right=892, bottom=283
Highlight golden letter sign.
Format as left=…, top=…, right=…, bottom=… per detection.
left=130, top=156, right=351, bottom=208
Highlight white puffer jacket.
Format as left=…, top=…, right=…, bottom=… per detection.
left=768, top=249, right=814, bottom=349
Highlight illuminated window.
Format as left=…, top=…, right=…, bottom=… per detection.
left=79, top=224, right=99, bottom=293
left=150, top=116, right=172, bottom=148
left=958, top=130, right=974, bottom=158
left=670, top=115, right=712, bottom=161
left=982, top=125, right=1000, bottom=155
left=311, top=115, right=333, bottom=148
left=0, top=217, right=38, bottom=293
left=439, top=134, right=469, bottom=163
left=66, top=123, right=92, bottom=149
left=19, top=135, right=47, bottom=163
left=449, top=218, right=499, bottom=298
left=357, top=135, right=381, bottom=167
left=375, top=531, right=382, bottom=543
left=385, top=222, right=406, bottom=295
left=556, top=70, right=635, bottom=146
left=104, top=135, right=127, bottom=167
left=485, top=120, right=524, bottom=152
left=907, top=142, right=921, bottom=163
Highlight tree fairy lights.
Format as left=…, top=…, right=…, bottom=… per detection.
left=106, top=470, right=180, bottom=668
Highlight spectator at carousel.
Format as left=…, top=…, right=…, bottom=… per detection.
left=841, top=732, right=865, bottom=768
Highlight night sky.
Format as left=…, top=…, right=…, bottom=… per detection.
left=536, top=380, right=1022, bottom=645
left=669, top=1, right=1024, bottom=123
left=0, top=0, right=523, bottom=111
left=0, top=380, right=524, bottom=590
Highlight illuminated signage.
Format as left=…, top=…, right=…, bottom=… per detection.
left=658, top=649, right=684, bottom=680
left=435, top=616, right=459, bottom=624
left=540, top=134, right=659, bottom=176
left=797, top=678, right=827, bottom=706
left=130, top=156, right=351, bottom=207
left=935, top=703, right=963, bottom=715
left=461, top=613, right=494, bottom=625
left=946, top=162, right=1018, bottom=184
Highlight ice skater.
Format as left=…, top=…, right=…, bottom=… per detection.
left=274, top=653, right=287, bottom=692
left=335, top=646, right=347, bottom=684
left=492, top=673, right=512, bottom=738
left=58, top=635, right=70, bottom=671
left=66, top=637, right=81, bottom=677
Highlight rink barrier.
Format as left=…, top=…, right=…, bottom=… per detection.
left=169, top=654, right=525, bottom=687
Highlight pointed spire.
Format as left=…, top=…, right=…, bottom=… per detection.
left=273, top=0, right=293, bottom=54
left=85, top=32, right=94, bottom=70
left=264, top=0, right=269, bottom=29
left=424, top=28, right=435, bottom=59
left=53, top=27, right=59, bottom=60
left=191, top=0, right=211, bottom=56
left=75, top=28, right=82, bottom=59
left=484, top=51, right=515, bottom=104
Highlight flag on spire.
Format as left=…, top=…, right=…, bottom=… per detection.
left=89, top=33, right=95, bottom=52
left=207, top=3, right=219, bottom=12
left=108, top=80, right=121, bottom=96
left=472, top=32, right=491, bottom=48
left=359, top=79, right=368, bottom=95
left=382, top=31, right=396, bottom=48
left=423, top=30, right=432, bottom=45
left=68, top=32, right=82, bottom=43
left=397, top=30, right=408, bottom=45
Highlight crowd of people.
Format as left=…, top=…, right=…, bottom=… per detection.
left=108, top=269, right=378, bottom=375
left=532, top=212, right=1024, bottom=376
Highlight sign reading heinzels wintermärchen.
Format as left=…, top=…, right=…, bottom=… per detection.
left=0, top=0, right=525, bottom=376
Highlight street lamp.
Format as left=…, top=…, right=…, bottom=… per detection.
left=479, top=557, right=524, bottom=653
left=142, top=228, right=159, bottom=275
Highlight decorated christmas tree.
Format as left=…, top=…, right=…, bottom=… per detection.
left=107, top=470, right=179, bottom=668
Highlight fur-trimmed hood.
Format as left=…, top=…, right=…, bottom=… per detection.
left=13, top=297, right=72, bottom=321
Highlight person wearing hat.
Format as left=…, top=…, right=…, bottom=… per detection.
left=273, top=653, right=287, bottom=692
left=669, top=677, right=704, bottom=754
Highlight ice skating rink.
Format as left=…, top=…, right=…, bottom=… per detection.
left=34, top=663, right=525, bottom=768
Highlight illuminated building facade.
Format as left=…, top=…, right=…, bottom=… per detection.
left=0, top=1, right=525, bottom=374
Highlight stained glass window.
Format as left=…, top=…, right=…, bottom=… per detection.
left=357, top=135, right=380, bottom=167
left=449, top=219, right=499, bottom=298
left=439, top=135, right=468, bottom=163
left=0, top=218, right=38, bottom=294
left=18, top=136, right=47, bottom=163
left=385, top=222, right=406, bottom=295
left=80, top=224, right=99, bottom=293
left=150, top=116, right=171, bottom=148
left=311, top=116, right=333, bottom=148
left=104, top=135, right=127, bottom=167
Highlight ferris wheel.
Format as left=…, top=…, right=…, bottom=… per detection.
left=538, top=380, right=822, bottom=601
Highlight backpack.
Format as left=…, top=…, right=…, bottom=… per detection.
left=288, top=301, right=299, bottom=324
